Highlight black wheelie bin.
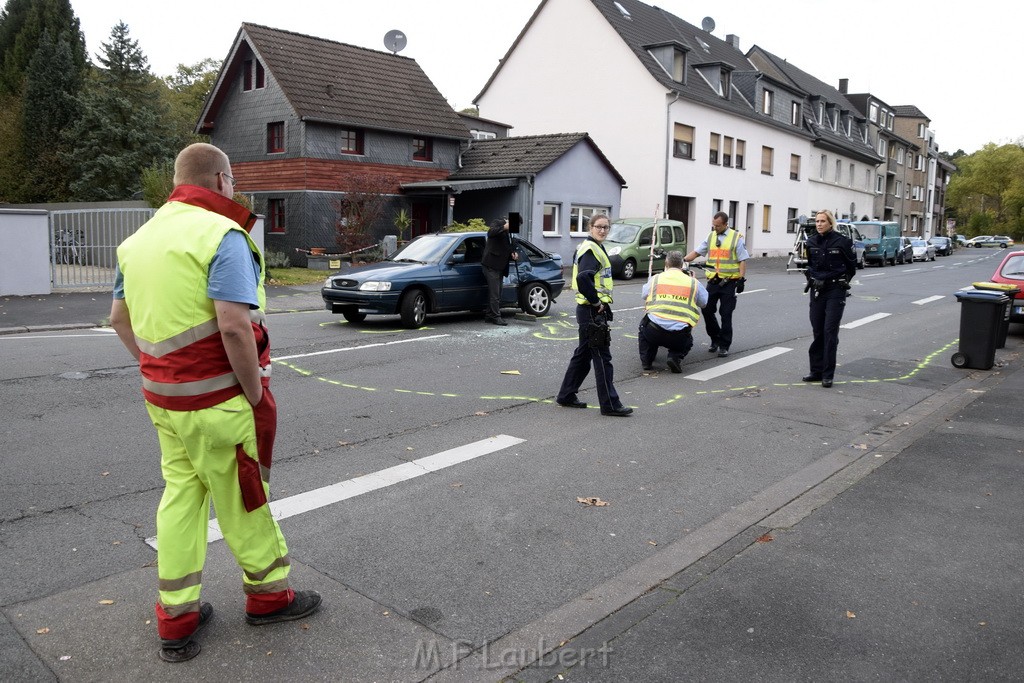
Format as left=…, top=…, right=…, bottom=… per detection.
left=951, top=289, right=1009, bottom=370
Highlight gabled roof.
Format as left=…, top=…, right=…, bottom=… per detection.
left=198, top=23, right=471, bottom=140
left=893, top=104, right=929, bottom=120
left=746, top=45, right=881, bottom=164
left=450, top=132, right=626, bottom=186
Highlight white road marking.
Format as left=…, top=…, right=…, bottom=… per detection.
left=145, top=434, right=525, bottom=549
left=841, top=312, right=891, bottom=329
left=0, top=328, right=116, bottom=340
left=274, top=334, right=449, bottom=361
left=684, top=347, right=792, bottom=382
left=913, top=295, right=945, bottom=305
left=739, top=288, right=767, bottom=295
left=903, top=268, right=922, bottom=273
left=861, top=272, right=886, bottom=278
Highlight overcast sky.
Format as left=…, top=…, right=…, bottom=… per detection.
left=71, top=0, right=1019, bottom=155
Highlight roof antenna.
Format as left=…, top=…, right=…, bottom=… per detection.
left=701, top=17, right=716, bottom=33
left=383, top=30, right=407, bottom=54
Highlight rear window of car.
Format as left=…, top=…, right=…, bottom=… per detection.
left=998, top=255, right=1024, bottom=280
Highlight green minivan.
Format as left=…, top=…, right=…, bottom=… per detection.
left=603, top=218, right=687, bottom=279
left=853, top=221, right=901, bottom=267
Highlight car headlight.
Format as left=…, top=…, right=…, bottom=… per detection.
left=606, top=246, right=621, bottom=256
left=324, top=277, right=334, bottom=288
left=358, top=281, right=392, bottom=292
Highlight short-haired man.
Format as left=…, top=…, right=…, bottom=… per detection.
left=639, top=251, right=709, bottom=372
left=684, top=212, right=749, bottom=357
left=111, top=143, right=321, bottom=663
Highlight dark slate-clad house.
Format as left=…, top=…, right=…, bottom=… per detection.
left=197, top=23, right=472, bottom=263
left=404, top=132, right=626, bottom=264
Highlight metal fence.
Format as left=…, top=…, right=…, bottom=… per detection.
left=49, top=208, right=155, bottom=288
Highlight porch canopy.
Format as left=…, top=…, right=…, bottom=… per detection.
left=400, top=177, right=519, bottom=195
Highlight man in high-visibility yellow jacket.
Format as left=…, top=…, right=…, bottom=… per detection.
left=639, top=251, right=709, bottom=373
left=111, top=143, right=322, bottom=663
left=684, top=211, right=749, bottom=357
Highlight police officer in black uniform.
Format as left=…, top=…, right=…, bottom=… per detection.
left=803, top=210, right=856, bottom=388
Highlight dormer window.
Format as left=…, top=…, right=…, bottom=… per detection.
left=791, top=101, right=801, bottom=126
left=412, top=137, right=432, bottom=161
left=646, top=42, right=689, bottom=84
left=762, top=89, right=773, bottom=116
left=694, top=62, right=733, bottom=98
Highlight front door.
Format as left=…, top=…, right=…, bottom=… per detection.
left=411, top=202, right=432, bottom=237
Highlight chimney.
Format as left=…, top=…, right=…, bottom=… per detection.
left=726, top=34, right=741, bottom=50
left=838, top=78, right=848, bottom=94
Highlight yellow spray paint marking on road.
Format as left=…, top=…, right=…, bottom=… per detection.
left=275, top=340, right=960, bottom=408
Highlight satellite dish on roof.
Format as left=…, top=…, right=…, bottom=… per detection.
left=701, top=16, right=716, bottom=33
left=383, top=30, right=407, bottom=54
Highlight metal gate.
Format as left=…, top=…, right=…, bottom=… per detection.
left=49, top=208, right=155, bottom=288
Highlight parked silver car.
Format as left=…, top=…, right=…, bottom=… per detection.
left=910, top=238, right=936, bottom=262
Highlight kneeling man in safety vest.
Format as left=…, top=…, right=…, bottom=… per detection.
left=111, top=143, right=322, bottom=663
left=639, top=251, right=709, bottom=373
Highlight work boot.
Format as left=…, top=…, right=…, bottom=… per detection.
left=246, top=590, right=322, bottom=626
left=159, top=602, right=213, bottom=663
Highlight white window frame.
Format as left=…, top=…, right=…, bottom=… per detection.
left=542, top=203, right=560, bottom=236
left=569, top=205, right=610, bottom=236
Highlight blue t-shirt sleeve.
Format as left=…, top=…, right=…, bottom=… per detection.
left=208, top=231, right=260, bottom=307
left=112, top=263, right=124, bottom=299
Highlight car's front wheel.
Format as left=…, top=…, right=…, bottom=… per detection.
left=519, top=282, right=551, bottom=317
left=620, top=259, right=637, bottom=280
left=399, top=289, right=428, bottom=328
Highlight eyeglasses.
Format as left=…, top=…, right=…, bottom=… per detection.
left=591, top=224, right=610, bottom=231
left=219, top=171, right=236, bottom=186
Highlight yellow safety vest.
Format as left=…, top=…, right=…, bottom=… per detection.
left=572, top=239, right=614, bottom=305
left=117, top=189, right=266, bottom=410
left=645, top=269, right=700, bottom=326
left=706, top=229, right=741, bottom=279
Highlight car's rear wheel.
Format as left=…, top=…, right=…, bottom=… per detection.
left=519, top=282, right=551, bottom=317
left=620, top=259, right=637, bottom=280
left=341, top=308, right=366, bottom=323
left=399, top=290, right=427, bottom=328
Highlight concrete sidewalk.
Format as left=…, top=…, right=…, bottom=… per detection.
left=505, top=350, right=1024, bottom=682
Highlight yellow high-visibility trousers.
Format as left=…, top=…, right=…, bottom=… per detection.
left=146, top=391, right=291, bottom=640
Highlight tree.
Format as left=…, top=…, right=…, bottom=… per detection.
left=333, top=172, right=399, bottom=254
left=0, top=0, right=86, bottom=96
left=161, top=57, right=220, bottom=148
left=18, top=28, right=81, bottom=200
left=65, top=22, right=176, bottom=201
left=946, top=142, right=1024, bottom=238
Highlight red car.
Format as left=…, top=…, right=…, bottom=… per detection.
left=990, top=250, right=1024, bottom=322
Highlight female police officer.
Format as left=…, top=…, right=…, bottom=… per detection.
left=803, top=210, right=856, bottom=388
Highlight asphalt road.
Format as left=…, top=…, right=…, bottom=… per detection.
left=0, top=248, right=1019, bottom=681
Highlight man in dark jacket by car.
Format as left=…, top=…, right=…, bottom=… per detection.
left=803, top=209, right=857, bottom=388
left=481, top=217, right=519, bottom=325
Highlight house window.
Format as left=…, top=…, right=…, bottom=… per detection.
left=673, top=123, right=694, bottom=159
left=791, top=101, right=800, bottom=126
left=865, top=169, right=872, bottom=192
left=761, top=204, right=772, bottom=232
left=412, top=137, right=432, bottom=161
left=709, top=133, right=720, bottom=165
left=849, top=163, right=855, bottom=188
left=735, top=140, right=745, bottom=169
left=895, top=180, right=902, bottom=197
left=762, top=89, right=773, bottom=115
left=887, top=112, right=895, bottom=129
left=243, top=60, right=265, bottom=91
left=267, top=122, right=284, bottom=153
left=834, top=159, right=841, bottom=183
left=789, top=154, right=800, bottom=181
left=869, top=102, right=878, bottom=123
left=267, top=199, right=285, bottom=234
left=819, top=154, right=827, bottom=180
left=471, top=130, right=497, bottom=140
left=722, top=136, right=733, bottom=167
left=672, top=48, right=685, bottom=82
left=787, top=207, right=798, bottom=233
left=760, top=146, right=773, bottom=175
left=877, top=138, right=887, bottom=157
left=876, top=174, right=884, bottom=194
left=917, top=123, right=926, bottom=138
left=340, top=128, right=364, bottom=155
left=569, top=205, right=610, bottom=235
left=542, top=203, right=560, bottom=236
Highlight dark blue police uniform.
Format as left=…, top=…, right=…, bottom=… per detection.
left=805, top=228, right=856, bottom=386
